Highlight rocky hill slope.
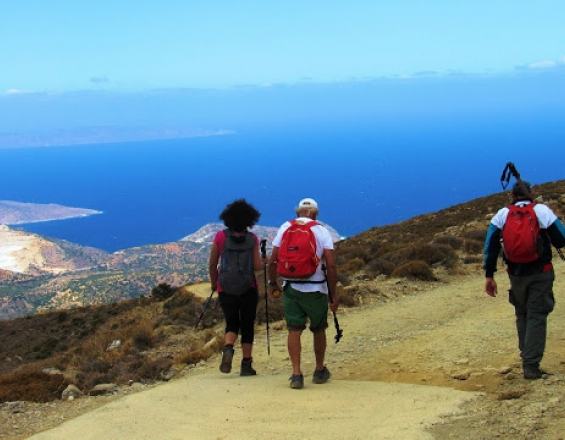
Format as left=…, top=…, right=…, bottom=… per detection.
left=0, top=221, right=342, bottom=319
left=0, top=226, right=107, bottom=276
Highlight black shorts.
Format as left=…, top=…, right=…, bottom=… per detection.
left=219, top=288, right=259, bottom=344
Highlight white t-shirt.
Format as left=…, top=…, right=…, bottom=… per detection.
left=491, top=201, right=558, bottom=230
left=272, top=217, right=334, bottom=294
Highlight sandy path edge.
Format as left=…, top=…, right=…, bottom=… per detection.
left=28, top=373, right=478, bottom=440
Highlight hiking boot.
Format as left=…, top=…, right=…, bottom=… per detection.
left=219, top=346, right=234, bottom=374
left=312, top=366, right=331, bottom=384
left=289, top=374, right=304, bottom=389
left=523, top=365, right=543, bottom=380
left=240, top=358, right=257, bottom=376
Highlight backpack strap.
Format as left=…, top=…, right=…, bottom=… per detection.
left=290, top=219, right=319, bottom=228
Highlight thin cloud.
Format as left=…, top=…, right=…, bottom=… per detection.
left=90, top=76, right=110, bottom=84
left=519, top=56, right=565, bottom=71
left=3, top=88, right=31, bottom=95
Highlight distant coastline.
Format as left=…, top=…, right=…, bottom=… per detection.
left=0, top=200, right=102, bottom=226
left=0, top=127, right=235, bottom=150
left=7, top=211, right=103, bottom=226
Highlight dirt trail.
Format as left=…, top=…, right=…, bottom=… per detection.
left=28, top=265, right=565, bottom=439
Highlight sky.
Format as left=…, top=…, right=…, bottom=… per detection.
left=2, top=0, right=565, bottom=92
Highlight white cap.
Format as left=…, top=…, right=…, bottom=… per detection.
left=296, top=198, right=319, bottom=211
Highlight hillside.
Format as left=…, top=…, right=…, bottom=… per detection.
left=336, top=180, right=564, bottom=286
left=0, top=226, right=107, bottom=276
left=0, top=222, right=343, bottom=319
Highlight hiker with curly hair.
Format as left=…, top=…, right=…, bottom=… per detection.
left=209, top=199, right=263, bottom=376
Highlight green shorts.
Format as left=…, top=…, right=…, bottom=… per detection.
left=283, top=284, right=328, bottom=332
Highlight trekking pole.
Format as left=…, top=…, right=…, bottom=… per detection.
left=332, top=311, right=343, bottom=344
left=500, top=162, right=533, bottom=200
left=322, top=265, right=343, bottom=344
left=260, top=239, right=271, bottom=355
left=194, top=288, right=215, bottom=330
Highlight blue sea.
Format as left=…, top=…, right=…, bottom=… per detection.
left=0, top=124, right=563, bottom=252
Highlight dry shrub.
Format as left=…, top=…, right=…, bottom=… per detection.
left=411, top=244, right=457, bottom=268
left=131, top=322, right=155, bottom=350
left=433, top=235, right=463, bottom=250
left=338, top=286, right=358, bottom=307
left=151, top=283, right=177, bottom=301
left=391, top=261, right=436, bottom=281
left=384, top=244, right=457, bottom=269
left=463, top=255, right=483, bottom=264
left=338, top=257, right=365, bottom=274
left=160, top=290, right=222, bottom=328
left=337, top=272, right=351, bottom=285
left=336, top=246, right=369, bottom=264
left=464, top=230, right=486, bottom=241
left=365, top=258, right=395, bottom=276
left=464, top=239, right=483, bottom=254
left=177, top=347, right=214, bottom=365
left=175, top=331, right=223, bottom=365
left=137, top=358, right=172, bottom=380
left=0, top=366, right=67, bottom=403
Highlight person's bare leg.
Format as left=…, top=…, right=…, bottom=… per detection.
left=224, top=331, right=237, bottom=346
left=313, top=329, right=327, bottom=370
left=241, top=342, right=253, bottom=358
left=288, top=330, right=303, bottom=375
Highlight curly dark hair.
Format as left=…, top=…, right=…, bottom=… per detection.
left=219, top=199, right=261, bottom=232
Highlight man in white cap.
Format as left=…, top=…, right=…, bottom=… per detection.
left=268, top=198, right=338, bottom=389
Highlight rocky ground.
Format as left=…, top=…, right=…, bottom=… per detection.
left=1, top=264, right=564, bottom=439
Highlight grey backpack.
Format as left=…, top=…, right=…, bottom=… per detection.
left=219, top=230, right=255, bottom=295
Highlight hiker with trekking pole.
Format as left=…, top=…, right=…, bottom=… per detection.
left=208, top=199, right=264, bottom=376
left=483, top=163, right=565, bottom=379
left=268, top=198, right=339, bottom=389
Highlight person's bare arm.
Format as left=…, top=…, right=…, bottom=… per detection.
left=209, top=243, right=219, bottom=292
left=324, top=248, right=339, bottom=312
left=253, top=240, right=263, bottom=271
left=268, top=247, right=280, bottom=286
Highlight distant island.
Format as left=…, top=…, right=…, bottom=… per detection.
left=0, top=200, right=102, bottom=225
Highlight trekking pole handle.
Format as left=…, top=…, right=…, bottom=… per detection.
left=194, top=288, right=215, bottom=330
left=260, top=239, right=267, bottom=259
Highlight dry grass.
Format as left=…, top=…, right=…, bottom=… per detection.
left=0, top=366, right=67, bottom=403
left=0, top=287, right=225, bottom=402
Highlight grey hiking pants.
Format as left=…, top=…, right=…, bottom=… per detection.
left=508, top=270, right=555, bottom=368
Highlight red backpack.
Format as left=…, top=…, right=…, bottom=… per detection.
left=277, top=220, right=320, bottom=278
left=502, top=203, right=542, bottom=263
